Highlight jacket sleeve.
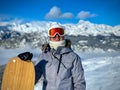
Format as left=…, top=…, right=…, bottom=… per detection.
left=34, top=54, right=43, bottom=84
left=72, top=55, right=86, bottom=90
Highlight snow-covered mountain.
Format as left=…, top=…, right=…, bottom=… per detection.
left=0, top=20, right=120, bottom=90
left=0, top=20, right=120, bottom=51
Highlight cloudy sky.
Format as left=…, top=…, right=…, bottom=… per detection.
left=0, top=0, right=120, bottom=26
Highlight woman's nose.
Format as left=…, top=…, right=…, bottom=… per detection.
left=55, top=34, right=60, bottom=41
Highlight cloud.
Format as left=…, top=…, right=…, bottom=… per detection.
left=61, top=13, right=73, bottom=18
left=0, top=14, right=13, bottom=21
left=77, top=11, right=96, bottom=19
left=0, top=14, right=23, bottom=23
left=45, top=6, right=73, bottom=19
left=0, top=19, right=23, bottom=26
left=0, top=15, right=23, bottom=26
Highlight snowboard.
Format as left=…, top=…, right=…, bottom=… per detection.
left=1, top=57, right=35, bottom=90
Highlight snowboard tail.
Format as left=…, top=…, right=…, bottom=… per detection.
left=1, top=57, right=35, bottom=90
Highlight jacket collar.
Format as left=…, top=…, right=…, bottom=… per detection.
left=51, top=46, right=73, bottom=55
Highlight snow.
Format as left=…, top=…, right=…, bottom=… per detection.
left=0, top=47, right=120, bottom=90
left=1, top=20, right=120, bottom=36
left=79, top=51, right=120, bottom=90
left=0, top=20, right=120, bottom=50
left=0, top=20, right=120, bottom=90
left=0, top=46, right=41, bottom=65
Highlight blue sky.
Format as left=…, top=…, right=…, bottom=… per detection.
left=0, top=0, right=120, bottom=26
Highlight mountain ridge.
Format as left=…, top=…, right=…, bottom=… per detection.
left=0, top=20, right=120, bottom=51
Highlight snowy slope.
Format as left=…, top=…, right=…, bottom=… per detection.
left=0, top=48, right=120, bottom=90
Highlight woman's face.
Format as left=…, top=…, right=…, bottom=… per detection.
left=50, top=34, right=64, bottom=41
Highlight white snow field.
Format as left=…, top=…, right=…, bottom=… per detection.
left=0, top=47, right=120, bottom=90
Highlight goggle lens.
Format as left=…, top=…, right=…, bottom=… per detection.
left=49, top=28, right=64, bottom=37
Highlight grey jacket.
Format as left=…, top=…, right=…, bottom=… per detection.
left=35, top=46, right=86, bottom=90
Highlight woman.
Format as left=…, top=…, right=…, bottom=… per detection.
left=18, top=23, right=86, bottom=90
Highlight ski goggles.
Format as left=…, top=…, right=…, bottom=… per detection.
left=48, top=28, right=65, bottom=37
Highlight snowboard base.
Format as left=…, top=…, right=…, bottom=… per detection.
left=1, top=57, right=35, bottom=90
